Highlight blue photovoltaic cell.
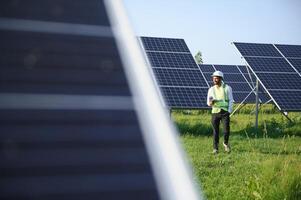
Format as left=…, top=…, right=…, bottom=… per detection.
left=244, top=57, right=296, bottom=73
left=268, top=90, right=301, bottom=111
left=160, top=87, right=208, bottom=108
left=204, top=73, right=247, bottom=88
left=202, top=73, right=213, bottom=82
left=233, top=92, right=256, bottom=103
left=147, top=52, right=198, bottom=69
left=199, top=64, right=215, bottom=72
left=153, top=68, right=208, bottom=87
left=237, top=65, right=252, bottom=74
left=230, top=83, right=254, bottom=92
left=276, top=44, right=301, bottom=58
left=223, top=73, right=248, bottom=82
left=242, top=73, right=257, bottom=85
left=234, top=42, right=282, bottom=57
left=213, top=65, right=241, bottom=73
left=202, top=72, right=248, bottom=83
left=288, top=58, right=301, bottom=73
left=259, top=92, right=271, bottom=103
left=141, top=37, right=190, bottom=52
left=255, top=73, right=301, bottom=90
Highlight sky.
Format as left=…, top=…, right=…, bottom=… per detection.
left=123, top=0, right=301, bottom=65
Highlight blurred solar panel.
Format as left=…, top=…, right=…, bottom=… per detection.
left=234, top=42, right=301, bottom=111
left=0, top=1, right=203, bottom=200
left=140, top=37, right=209, bottom=109
left=141, top=36, right=190, bottom=52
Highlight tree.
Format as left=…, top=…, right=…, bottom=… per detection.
left=194, top=51, right=203, bottom=64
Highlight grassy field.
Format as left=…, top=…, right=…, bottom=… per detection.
left=172, top=105, right=301, bottom=200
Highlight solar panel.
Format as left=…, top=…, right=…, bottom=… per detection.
left=199, top=64, right=215, bottom=72
left=232, top=92, right=257, bottom=102
left=268, top=90, right=301, bottom=111
left=222, top=73, right=250, bottom=82
left=0, top=1, right=201, bottom=199
left=153, top=68, right=208, bottom=87
left=140, top=37, right=209, bottom=109
left=237, top=65, right=251, bottom=74
left=160, top=87, right=208, bottom=108
left=234, top=42, right=301, bottom=111
left=255, top=73, right=301, bottom=90
left=288, top=58, right=301, bottom=73
left=275, top=44, right=301, bottom=58
left=230, top=82, right=256, bottom=91
left=214, top=64, right=241, bottom=73
left=141, top=36, right=190, bottom=52
left=146, top=52, right=199, bottom=69
left=244, top=57, right=296, bottom=72
left=234, top=42, right=282, bottom=57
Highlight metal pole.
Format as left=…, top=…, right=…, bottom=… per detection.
left=255, top=79, right=259, bottom=129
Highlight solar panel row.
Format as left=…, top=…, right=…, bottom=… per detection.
left=140, top=37, right=209, bottom=109
left=141, top=37, right=274, bottom=108
left=234, top=42, right=301, bottom=111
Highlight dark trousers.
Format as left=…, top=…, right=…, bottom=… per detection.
left=211, top=109, right=230, bottom=150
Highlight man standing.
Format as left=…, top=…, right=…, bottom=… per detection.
left=207, top=71, right=233, bottom=154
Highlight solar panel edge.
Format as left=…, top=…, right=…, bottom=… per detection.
left=106, top=2, right=202, bottom=199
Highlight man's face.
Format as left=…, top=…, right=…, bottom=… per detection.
left=212, top=76, right=222, bottom=85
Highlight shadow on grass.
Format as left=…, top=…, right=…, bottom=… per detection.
left=232, top=120, right=300, bottom=138
left=175, top=121, right=212, bottom=137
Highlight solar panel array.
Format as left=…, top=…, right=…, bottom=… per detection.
left=0, top=1, right=162, bottom=199
left=140, top=37, right=209, bottom=109
left=199, top=64, right=270, bottom=103
left=234, top=42, right=301, bottom=111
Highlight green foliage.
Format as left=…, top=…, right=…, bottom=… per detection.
left=172, top=105, right=301, bottom=200
left=194, top=51, right=203, bottom=64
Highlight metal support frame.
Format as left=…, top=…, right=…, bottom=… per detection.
left=281, top=111, right=293, bottom=123
left=230, top=87, right=256, bottom=117
left=255, top=79, right=260, bottom=129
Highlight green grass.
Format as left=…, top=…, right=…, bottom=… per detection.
left=172, top=105, right=301, bottom=200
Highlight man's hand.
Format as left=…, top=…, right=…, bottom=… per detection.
left=209, top=97, right=214, bottom=106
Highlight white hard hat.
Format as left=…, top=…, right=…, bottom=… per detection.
left=211, top=71, right=224, bottom=79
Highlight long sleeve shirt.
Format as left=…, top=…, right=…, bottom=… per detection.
left=207, top=84, right=234, bottom=113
